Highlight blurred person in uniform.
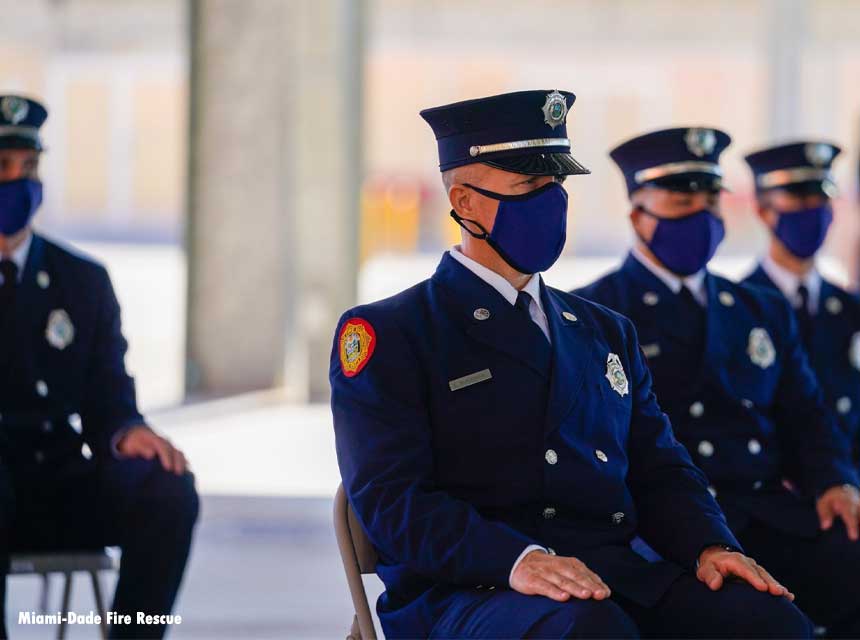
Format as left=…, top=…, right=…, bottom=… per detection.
left=575, top=127, right=860, bottom=636
left=741, top=142, right=860, bottom=464
left=331, top=92, right=810, bottom=639
left=0, top=95, right=198, bottom=639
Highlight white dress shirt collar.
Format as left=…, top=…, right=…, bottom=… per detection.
left=760, top=254, right=821, bottom=314
left=631, top=245, right=708, bottom=306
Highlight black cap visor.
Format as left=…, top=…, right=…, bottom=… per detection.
left=482, top=151, right=590, bottom=177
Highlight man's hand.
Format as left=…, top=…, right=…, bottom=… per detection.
left=817, top=484, right=860, bottom=541
left=116, top=425, right=188, bottom=475
left=696, top=546, right=793, bottom=600
left=510, top=550, right=611, bottom=602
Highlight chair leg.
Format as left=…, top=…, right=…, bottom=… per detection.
left=347, top=613, right=363, bottom=640
left=89, top=571, right=109, bottom=640
left=39, top=573, right=50, bottom=613
left=58, top=572, right=72, bottom=640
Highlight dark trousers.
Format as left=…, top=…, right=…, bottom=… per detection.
left=0, top=456, right=199, bottom=639
left=738, top=520, right=860, bottom=638
left=428, top=573, right=811, bottom=638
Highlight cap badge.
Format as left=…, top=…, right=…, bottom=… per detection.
left=1, top=96, right=29, bottom=125
left=605, top=352, right=629, bottom=397
left=45, top=309, right=75, bottom=350
left=805, top=143, right=833, bottom=168
left=541, top=90, right=568, bottom=130
left=747, top=327, right=775, bottom=369
left=850, top=332, right=860, bottom=372
left=685, top=128, right=717, bottom=158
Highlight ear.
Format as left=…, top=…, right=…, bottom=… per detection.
left=448, top=183, right=475, bottom=216
left=756, top=200, right=778, bottom=230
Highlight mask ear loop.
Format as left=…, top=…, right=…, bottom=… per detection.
left=449, top=209, right=490, bottom=239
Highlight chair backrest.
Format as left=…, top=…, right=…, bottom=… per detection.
left=334, top=483, right=379, bottom=640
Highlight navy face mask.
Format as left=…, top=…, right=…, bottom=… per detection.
left=637, top=206, right=725, bottom=276
left=0, top=178, right=42, bottom=236
left=773, top=204, right=833, bottom=259
left=450, top=181, right=568, bottom=274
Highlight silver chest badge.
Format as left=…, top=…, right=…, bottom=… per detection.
left=541, top=90, right=568, bottom=129
left=685, top=128, right=717, bottom=158
left=605, top=353, right=629, bottom=397
left=850, top=332, right=860, bottom=372
left=45, top=309, right=75, bottom=350
left=747, top=327, right=775, bottom=369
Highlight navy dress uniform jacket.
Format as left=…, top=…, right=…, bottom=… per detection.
left=331, top=253, right=740, bottom=638
left=743, top=266, right=860, bottom=459
left=575, top=253, right=858, bottom=539
left=0, top=233, right=144, bottom=474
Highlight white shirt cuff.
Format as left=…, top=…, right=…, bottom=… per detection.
left=509, top=544, right=547, bottom=587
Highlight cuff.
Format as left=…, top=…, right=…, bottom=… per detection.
left=508, top=544, right=547, bottom=587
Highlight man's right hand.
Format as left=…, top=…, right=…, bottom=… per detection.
left=510, top=550, right=611, bottom=602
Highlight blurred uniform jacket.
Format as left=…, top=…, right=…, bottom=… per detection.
left=331, top=253, right=739, bottom=638
left=0, top=233, right=144, bottom=478
left=744, top=266, right=860, bottom=461
left=575, top=252, right=858, bottom=539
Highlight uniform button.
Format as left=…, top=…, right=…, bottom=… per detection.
left=718, top=291, right=735, bottom=307
left=741, top=398, right=754, bottom=409
left=698, top=440, right=715, bottom=457
left=0, top=413, right=4, bottom=423
left=35, top=380, right=48, bottom=397
left=473, top=308, right=490, bottom=321
left=34, top=450, right=44, bottom=464
left=837, top=397, right=852, bottom=415
left=753, top=480, right=763, bottom=490
left=595, top=449, right=608, bottom=463
left=542, top=507, right=556, bottom=520
left=41, top=420, right=52, bottom=433
left=81, top=443, right=93, bottom=460
left=68, top=413, right=83, bottom=434
left=642, top=292, right=659, bottom=306
left=37, top=271, right=50, bottom=289
left=547, top=547, right=556, bottom=556
left=689, top=402, right=705, bottom=418
left=747, top=439, right=762, bottom=455
left=708, top=486, right=718, bottom=498
left=611, top=512, right=625, bottom=525
left=562, top=311, right=577, bottom=322
left=826, top=297, right=843, bottom=315
left=545, top=449, right=558, bottom=465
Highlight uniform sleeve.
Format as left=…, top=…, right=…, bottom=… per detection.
left=623, top=319, right=742, bottom=567
left=82, top=267, right=145, bottom=454
left=771, top=299, right=859, bottom=495
left=331, top=310, right=540, bottom=587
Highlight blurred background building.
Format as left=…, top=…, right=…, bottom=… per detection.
left=1, top=1, right=859, bottom=636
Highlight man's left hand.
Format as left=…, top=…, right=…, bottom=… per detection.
left=817, top=484, right=860, bottom=541
left=696, top=547, right=794, bottom=600
left=116, top=425, right=188, bottom=475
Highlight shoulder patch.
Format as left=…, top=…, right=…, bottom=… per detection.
left=339, top=317, right=377, bottom=377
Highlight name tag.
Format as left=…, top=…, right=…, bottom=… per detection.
left=449, top=369, right=492, bottom=392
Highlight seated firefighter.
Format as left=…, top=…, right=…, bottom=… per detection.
left=331, top=91, right=810, bottom=639
left=0, top=95, right=198, bottom=639
left=575, top=127, right=860, bottom=636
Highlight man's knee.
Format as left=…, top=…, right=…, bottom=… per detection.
left=551, top=599, right=639, bottom=639
left=131, top=465, right=200, bottom=529
left=731, top=588, right=811, bottom=639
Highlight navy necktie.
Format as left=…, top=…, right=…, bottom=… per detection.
left=796, top=285, right=812, bottom=346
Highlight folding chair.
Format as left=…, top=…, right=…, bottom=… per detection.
left=334, top=483, right=379, bottom=640
left=10, top=548, right=120, bottom=640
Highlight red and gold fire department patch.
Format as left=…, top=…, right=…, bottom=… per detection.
left=339, top=318, right=376, bottom=377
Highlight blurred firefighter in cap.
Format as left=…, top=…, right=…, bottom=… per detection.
left=331, top=93, right=809, bottom=639
left=576, top=127, right=860, bottom=636
left=0, top=95, right=198, bottom=639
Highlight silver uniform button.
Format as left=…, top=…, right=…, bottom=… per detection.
left=473, top=308, right=490, bottom=321
left=708, top=486, right=718, bottom=498
left=611, top=512, right=625, bottom=524
left=718, top=291, right=735, bottom=307
left=562, top=311, right=577, bottom=322
left=747, top=439, right=762, bottom=455
left=753, top=480, right=763, bottom=490
left=542, top=507, right=556, bottom=520
left=35, top=380, right=48, bottom=397
left=690, top=401, right=705, bottom=418
left=643, top=292, right=659, bottom=306
left=595, top=449, right=608, bottom=463
left=741, top=398, right=754, bottom=410
left=68, top=413, right=83, bottom=434
left=81, top=443, right=93, bottom=460
left=37, top=271, right=50, bottom=289
left=826, top=297, right=843, bottom=315
left=698, top=440, right=715, bottom=457
left=545, top=449, right=558, bottom=465
left=34, top=450, right=44, bottom=464
left=41, top=420, right=52, bottom=434
left=837, top=397, right=852, bottom=415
